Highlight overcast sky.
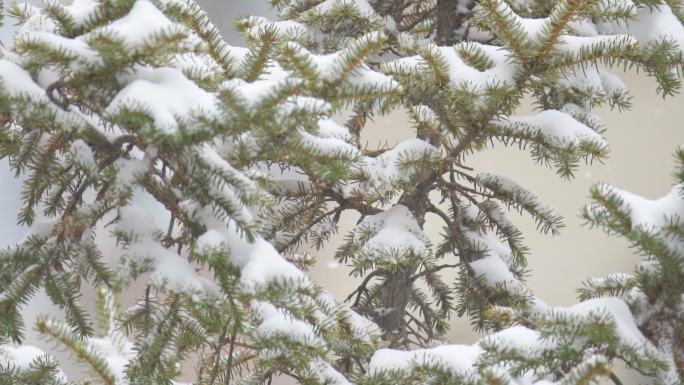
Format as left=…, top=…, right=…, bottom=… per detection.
left=194, top=0, right=274, bottom=44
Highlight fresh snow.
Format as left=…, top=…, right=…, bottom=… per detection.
left=251, top=162, right=312, bottom=193
left=20, top=31, right=101, bottom=68
left=107, top=66, right=220, bottom=133
left=597, top=4, right=684, bottom=54
left=314, top=0, right=379, bottom=19
left=171, top=53, right=223, bottom=78
left=195, top=213, right=307, bottom=289
left=519, top=17, right=547, bottom=41
left=0, top=60, right=50, bottom=99
left=357, top=138, right=439, bottom=195
left=317, top=118, right=354, bottom=141
left=598, top=69, right=629, bottom=96
left=464, top=229, right=534, bottom=298
left=308, top=359, right=354, bottom=385
left=500, top=109, right=607, bottom=147
left=1, top=1, right=678, bottom=384
left=583, top=272, right=634, bottom=292
left=369, top=298, right=657, bottom=378
left=198, top=144, right=259, bottom=193
left=354, top=205, right=429, bottom=260
left=470, top=253, right=519, bottom=286
left=244, top=16, right=308, bottom=39
left=0, top=345, right=67, bottom=381
left=90, top=0, right=183, bottom=46
left=476, top=173, right=556, bottom=218
left=386, top=43, right=519, bottom=91
left=370, top=344, right=483, bottom=374
left=113, top=158, right=148, bottom=188
left=596, top=184, right=684, bottom=231
left=221, top=71, right=291, bottom=108
left=483, top=325, right=547, bottom=352
left=560, top=298, right=660, bottom=356
left=70, top=139, right=98, bottom=173
left=1, top=345, right=53, bottom=368
left=292, top=34, right=398, bottom=91
left=557, top=35, right=636, bottom=57
left=116, top=204, right=218, bottom=295
left=64, top=0, right=98, bottom=26
left=87, top=335, right=134, bottom=383
left=252, top=300, right=323, bottom=346
left=295, top=127, right=360, bottom=158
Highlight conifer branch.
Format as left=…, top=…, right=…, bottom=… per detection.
left=1, top=0, right=682, bottom=384
left=35, top=317, right=116, bottom=385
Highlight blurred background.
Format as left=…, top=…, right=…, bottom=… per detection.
left=1, top=1, right=682, bottom=384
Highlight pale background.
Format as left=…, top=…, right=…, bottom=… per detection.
left=0, top=1, right=681, bottom=384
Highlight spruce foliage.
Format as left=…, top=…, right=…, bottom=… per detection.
left=0, top=0, right=681, bottom=384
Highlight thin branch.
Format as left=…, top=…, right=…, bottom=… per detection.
left=609, top=372, right=624, bottom=385
left=223, top=330, right=238, bottom=385
left=276, top=206, right=342, bottom=253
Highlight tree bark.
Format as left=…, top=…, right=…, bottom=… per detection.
left=435, top=0, right=474, bottom=45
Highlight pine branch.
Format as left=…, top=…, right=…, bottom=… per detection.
left=36, top=317, right=117, bottom=385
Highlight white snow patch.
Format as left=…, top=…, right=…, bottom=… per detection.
left=357, top=138, right=439, bottom=194
left=252, top=300, right=322, bottom=345
left=597, top=5, right=684, bottom=53
left=354, top=205, right=429, bottom=260
left=598, top=184, right=684, bottom=231
left=0, top=60, right=48, bottom=99
left=560, top=298, right=658, bottom=354
left=91, top=0, right=183, bottom=46
left=501, top=109, right=606, bottom=147
left=0, top=345, right=67, bottom=381
left=314, top=0, right=379, bottom=19
left=107, top=66, right=219, bottom=133
left=386, top=43, right=519, bottom=92
left=370, top=344, right=483, bottom=374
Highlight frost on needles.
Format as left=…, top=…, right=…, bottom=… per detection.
left=0, top=0, right=682, bottom=385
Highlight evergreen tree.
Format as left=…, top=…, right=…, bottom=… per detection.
left=0, top=0, right=681, bottom=385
